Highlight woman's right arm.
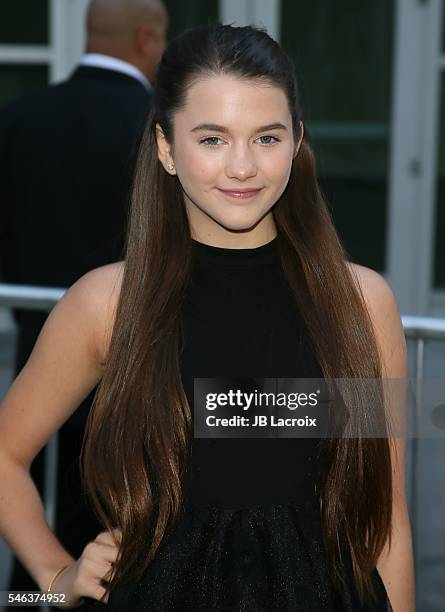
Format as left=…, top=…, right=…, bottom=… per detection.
left=0, top=262, right=123, bottom=602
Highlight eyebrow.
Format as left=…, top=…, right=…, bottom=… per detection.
left=190, top=122, right=288, bottom=134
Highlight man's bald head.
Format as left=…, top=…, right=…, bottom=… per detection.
left=87, top=0, right=165, bottom=43
left=85, top=0, right=168, bottom=80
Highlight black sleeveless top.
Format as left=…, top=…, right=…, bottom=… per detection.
left=180, top=235, right=324, bottom=510
left=107, top=236, right=392, bottom=612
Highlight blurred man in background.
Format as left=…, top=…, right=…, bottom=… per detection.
left=0, top=0, right=167, bottom=596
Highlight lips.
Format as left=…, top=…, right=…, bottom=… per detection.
left=217, top=188, right=263, bottom=199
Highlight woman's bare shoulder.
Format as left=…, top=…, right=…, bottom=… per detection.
left=72, top=260, right=125, bottom=367
left=80, top=260, right=125, bottom=298
left=345, top=261, right=396, bottom=311
left=346, top=261, right=407, bottom=377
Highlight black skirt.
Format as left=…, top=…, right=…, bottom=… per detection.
left=106, top=497, right=392, bottom=611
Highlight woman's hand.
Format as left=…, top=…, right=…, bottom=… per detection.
left=52, top=529, right=122, bottom=609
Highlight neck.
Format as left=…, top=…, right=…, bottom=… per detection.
left=190, top=226, right=278, bottom=250
left=86, top=43, right=149, bottom=79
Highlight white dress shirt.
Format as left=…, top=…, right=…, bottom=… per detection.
left=79, top=53, right=151, bottom=91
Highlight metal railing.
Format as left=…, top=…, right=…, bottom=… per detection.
left=0, top=283, right=444, bottom=596
left=401, top=315, right=445, bottom=586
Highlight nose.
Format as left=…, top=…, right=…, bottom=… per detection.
left=225, top=145, right=258, bottom=181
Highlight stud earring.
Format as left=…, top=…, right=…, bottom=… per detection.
left=167, top=163, right=175, bottom=172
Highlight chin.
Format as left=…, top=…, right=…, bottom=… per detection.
left=214, top=214, right=267, bottom=232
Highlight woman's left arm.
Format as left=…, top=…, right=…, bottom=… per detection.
left=350, top=263, right=416, bottom=612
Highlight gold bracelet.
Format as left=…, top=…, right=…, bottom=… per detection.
left=47, top=564, right=70, bottom=593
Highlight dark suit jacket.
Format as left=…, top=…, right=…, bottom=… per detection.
left=0, top=65, right=151, bottom=597
left=0, top=64, right=151, bottom=288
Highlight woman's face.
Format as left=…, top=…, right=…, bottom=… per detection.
left=156, top=74, right=303, bottom=243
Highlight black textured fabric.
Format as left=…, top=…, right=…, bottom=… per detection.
left=107, top=236, right=392, bottom=611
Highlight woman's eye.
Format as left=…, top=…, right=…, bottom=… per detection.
left=257, top=135, right=280, bottom=145
left=200, top=136, right=224, bottom=146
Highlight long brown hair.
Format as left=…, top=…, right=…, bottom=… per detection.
left=81, top=23, right=393, bottom=606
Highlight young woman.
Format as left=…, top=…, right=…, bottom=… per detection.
left=0, top=23, right=414, bottom=611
